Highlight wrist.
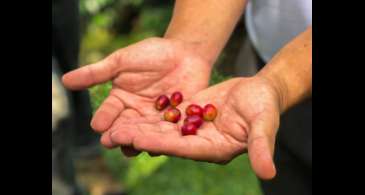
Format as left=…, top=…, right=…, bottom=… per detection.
left=254, top=72, right=289, bottom=114
left=254, top=28, right=312, bottom=113
left=164, top=35, right=219, bottom=66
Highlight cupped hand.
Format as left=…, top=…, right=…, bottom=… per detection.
left=62, top=37, right=212, bottom=155
left=102, top=76, right=282, bottom=179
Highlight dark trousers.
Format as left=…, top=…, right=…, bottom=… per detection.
left=52, top=59, right=81, bottom=195
left=53, top=0, right=94, bottom=146
left=52, top=0, right=96, bottom=194
left=255, top=54, right=312, bottom=195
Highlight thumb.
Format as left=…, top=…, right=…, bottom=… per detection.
left=247, top=114, right=278, bottom=180
left=62, top=56, right=118, bottom=90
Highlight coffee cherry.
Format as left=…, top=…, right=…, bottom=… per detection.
left=185, top=104, right=203, bottom=117
left=184, top=115, right=203, bottom=128
left=163, top=108, right=181, bottom=123
left=181, top=123, right=198, bottom=136
left=170, top=91, right=183, bottom=107
left=203, top=104, right=217, bottom=121
left=155, top=95, right=170, bottom=111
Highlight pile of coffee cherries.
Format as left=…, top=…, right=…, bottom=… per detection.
left=155, top=92, right=217, bottom=136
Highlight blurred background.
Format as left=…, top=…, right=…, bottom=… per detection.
left=53, top=0, right=261, bottom=195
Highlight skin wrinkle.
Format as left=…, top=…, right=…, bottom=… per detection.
left=115, top=110, right=142, bottom=154
left=160, top=121, right=176, bottom=133
left=219, top=129, right=244, bottom=160
left=215, top=87, right=247, bottom=145
left=109, top=89, right=131, bottom=107
left=206, top=125, right=233, bottom=161
left=223, top=118, right=248, bottom=147
left=93, top=100, right=123, bottom=131
left=106, top=94, right=125, bottom=111
left=110, top=126, right=130, bottom=145
left=135, top=123, right=146, bottom=137
left=115, top=72, right=163, bottom=94
left=113, top=43, right=174, bottom=84
left=136, top=66, right=179, bottom=97
left=104, top=111, right=128, bottom=140
left=138, top=55, right=208, bottom=98
left=215, top=113, right=243, bottom=151
left=228, top=95, right=250, bottom=143
left=197, top=129, right=216, bottom=148
left=109, top=89, right=150, bottom=114
left=110, top=48, right=124, bottom=74
left=189, top=137, right=218, bottom=162
left=107, top=57, right=118, bottom=81
left=87, top=65, right=97, bottom=88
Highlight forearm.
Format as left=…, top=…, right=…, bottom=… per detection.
left=257, top=27, right=312, bottom=113
left=164, top=0, right=247, bottom=65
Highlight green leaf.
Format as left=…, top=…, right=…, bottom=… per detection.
left=124, top=153, right=169, bottom=189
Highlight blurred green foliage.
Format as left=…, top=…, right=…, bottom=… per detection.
left=130, top=155, right=261, bottom=195
left=83, top=1, right=262, bottom=194
left=124, top=152, right=168, bottom=188
left=79, top=1, right=172, bottom=65
left=89, top=81, right=112, bottom=113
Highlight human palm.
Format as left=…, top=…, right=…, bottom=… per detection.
left=63, top=37, right=211, bottom=130
left=63, top=37, right=211, bottom=156
left=103, top=77, right=281, bottom=179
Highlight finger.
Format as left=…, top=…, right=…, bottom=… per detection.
left=98, top=109, right=141, bottom=149
left=91, top=95, right=125, bottom=133
left=100, top=131, right=118, bottom=149
left=118, top=109, right=142, bottom=157
left=100, top=131, right=142, bottom=157
left=114, top=109, right=160, bottom=127
left=247, top=115, right=278, bottom=180
left=134, top=128, right=219, bottom=162
left=110, top=110, right=161, bottom=157
left=62, top=57, right=117, bottom=90
left=110, top=88, right=156, bottom=116
left=119, top=109, right=142, bottom=119
left=109, top=121, right=220, bottom=162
